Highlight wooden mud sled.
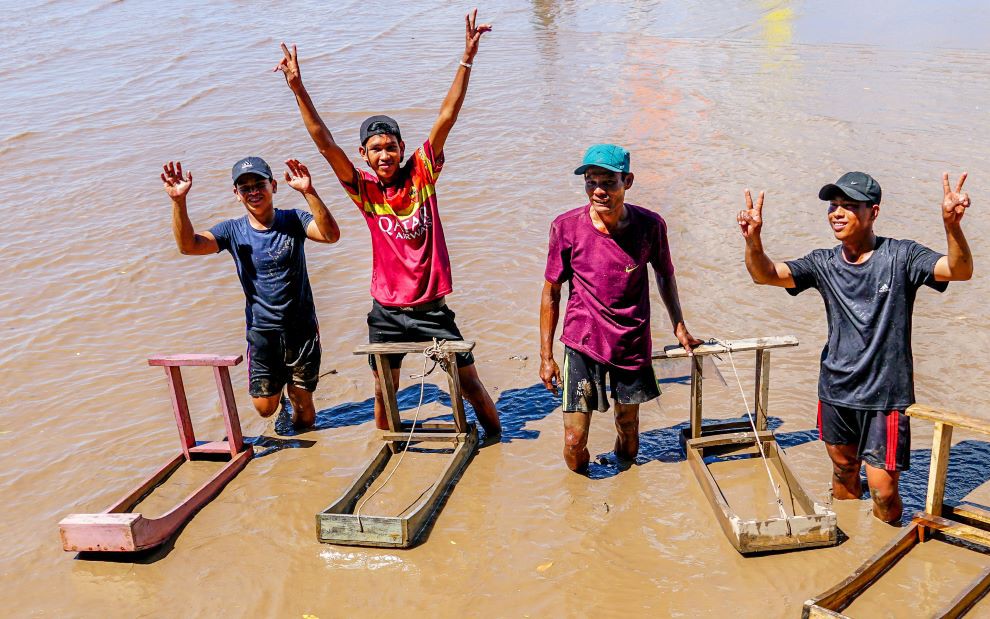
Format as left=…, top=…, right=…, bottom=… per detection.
left=804, top=404, right=990, bottom=618
left=317, top=340, right=478, bottom=548
left=59, top=354, right=253, bottom=553
left=653, top=336, right=837, bottom=554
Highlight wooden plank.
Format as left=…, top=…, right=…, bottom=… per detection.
left=926, top=421, right=954, bottom=517
left=189, top=441, right=235, bottom=455
left=754, top=349, right=770, bottom=431
left=945, top=504, right=990, bottom=529
left=148, top=354, right=242, bottom=367
left=938, top=564, right=990, bottom=619
left=405, top=428, right=478, bottom=545
left=653, top=335, right=798, bottom=360
left=324, top=444, right=393, bottom=514
left=805, top=523, right=919, bottom=613
left=354, top=341, right=475, bottom=355
left=382, top=432, right=467, bottom=443
left=106, top=454, right=185, bottom=513
left=444, top=352, right=468, bottom=433
left=686, top=441, right=741, bottom=551
left=689, top=430, right=775, bottom=450
left=914, top=513, right=990, bottom=549
left=908, top=404, right=990, bottom=436
left=163, top=366, right=195, bottom=459
left=690, top=355, right=703, bottom=439
left=376, top=354, right=403, bottom=434
left=213, top=365, right=243, bottom=454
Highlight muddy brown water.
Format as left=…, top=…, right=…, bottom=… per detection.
left=4, top=1, right=990, bottom=616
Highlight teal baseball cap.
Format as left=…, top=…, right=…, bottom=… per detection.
left=574, top=144, right=631, bottom=175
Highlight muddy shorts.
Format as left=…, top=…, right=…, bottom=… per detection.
left=246, top=326, right=321, bottom=398
left=367, top=299, right=474, bottom=370
left=818, top=401, right=911, bottom=471
left=561, top=346, right=660, bottom=413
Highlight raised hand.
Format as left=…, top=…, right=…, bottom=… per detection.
left=942, top=172, right=971, bottom=225
left=284, top=159, right=313, bottom=194
left=274, top=42, right=302, bottom=90
left=463, top=8, right=492, bottom=62
left=161, top=161, right=192, bottom=200
left=737, top=189, right=765, bottom=240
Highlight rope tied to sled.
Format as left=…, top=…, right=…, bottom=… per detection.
left=355, top=339, right=450, bottom=531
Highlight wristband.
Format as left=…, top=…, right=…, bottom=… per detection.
left=459, top=60, right=473, bottom=68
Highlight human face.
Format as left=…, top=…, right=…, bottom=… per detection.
left=233, top=173, right=276, bottom=216
left=584, top=167, right=633, bottom=216
left=827, top=195, right=877, bottom=242
left=360, top=134, right=404, bottom=183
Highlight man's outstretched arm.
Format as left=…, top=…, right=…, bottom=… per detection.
left=539, top=280, right=563, bottom=395
left=738, top=189, right=795, bottom=287
left=162, top=161, right=218, bottom=255
left=428, top=9, right=491, bottom=155
left=275, top=44, right=357, bottom=188
left=655, top=271, right=703, bottom=353
left=934, top=172, right=974, bottom=281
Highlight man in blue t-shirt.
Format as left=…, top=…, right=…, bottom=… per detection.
left=161, top=157, right=340, bottom=428
left=737, top=171, right=973, bottom=523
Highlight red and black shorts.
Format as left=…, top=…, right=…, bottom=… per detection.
left=818, top=401, right=911, bottom=471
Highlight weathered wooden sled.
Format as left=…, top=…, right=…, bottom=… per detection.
left=317, top=341, right=478, bottom=548
left=59, top=354, right=253, bottom=553
left=804, top=403, right=990, bottom=618
left=654, top=336, right=837, bottom=554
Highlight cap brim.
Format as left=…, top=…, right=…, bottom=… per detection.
left=232, top=170, right=272, bottom=183
left=818, top=183, right=872, bottom=202
left=574, top=163, right=625, bottom=175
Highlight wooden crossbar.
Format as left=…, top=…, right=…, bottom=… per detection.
left=652, top=335, right=798, bottom=359
left=353, top=341, right=475, bottom=355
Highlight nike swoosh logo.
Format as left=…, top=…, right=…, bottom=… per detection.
left=625, top=264, right=639, bottom=273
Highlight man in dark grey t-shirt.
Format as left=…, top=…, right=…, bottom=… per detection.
left=736, top=171, right=973, bottom=524
left=161, top=157, right=340, bottom=429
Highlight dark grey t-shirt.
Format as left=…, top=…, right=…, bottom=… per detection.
left=210, top=209, right=316, bottom=331
left=786, top=237, right=947, bottom=410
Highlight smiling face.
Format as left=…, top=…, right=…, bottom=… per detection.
left=233, top=173, right=276, bottom=219
left=360, top=133, right=405, bottom=184
left=827, top=195, right=878, bottom=242
left=584, top=167, right=634, bottom=217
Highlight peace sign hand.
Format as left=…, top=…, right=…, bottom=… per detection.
left=463, top=8, right=492, bottom=62
left=284, top=159, right=313, bottom=194
left=942, top=172, right=971, bottom=225
left=274, top=42, right=302, bottom=90
left=737, top=189, right=765, bottom=240
left=161, top=161, right=192, bottom=200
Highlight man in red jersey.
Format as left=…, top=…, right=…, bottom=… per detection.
left=541, top=144, right=702, bottom=473
left=276, top=10, right=500, bottom=438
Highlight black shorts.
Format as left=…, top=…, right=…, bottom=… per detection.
left=246, top=326, right=321, bottom=398
left=561, top=346, right=660, bottom=413
left=367, top=299, right=474, bottom=370
left=818, top=401, right=911, bottom=471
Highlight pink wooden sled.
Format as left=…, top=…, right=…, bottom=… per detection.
left=59, top=354, right=254, bottom=553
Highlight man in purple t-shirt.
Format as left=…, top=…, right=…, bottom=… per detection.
left=540, top=144, right=702, bottom=473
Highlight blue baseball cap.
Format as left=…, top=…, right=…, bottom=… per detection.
left=574, top=144, right=631, bottom=175
left=231, top=157, right=273, bottom=184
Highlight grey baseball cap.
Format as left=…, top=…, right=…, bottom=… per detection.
left=231, top=157, right=273, bottom=184
left=819, top=171, right=882, bottom=204
left=360, top=115, right=402, bottom=145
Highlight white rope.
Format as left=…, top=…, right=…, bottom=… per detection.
left=715, top=339, right=791, bottom=527
left=356, top=339, right=448, bottom=530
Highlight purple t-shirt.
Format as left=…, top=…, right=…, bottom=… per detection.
left=545, top=203, right=675, bottom=370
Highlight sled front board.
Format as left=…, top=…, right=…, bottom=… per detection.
left=318, top=423, right=478, bottom=548
left=685, top=430, right=837, bottom=554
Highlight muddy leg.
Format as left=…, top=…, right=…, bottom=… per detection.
left=252, top=393, right=281, bottom=418
left=563, top=411, right=592, bottom=473
left=613, top=403, right=640, bottom=463
left=825, top=443, right=863, bottom=499
left=372, top=366, right=402, bottom=431
left=458, top=363, right=502, bottom=437
left=865, top=464, right=903, bottom=524
left=286, top=384, right=316, bottom=429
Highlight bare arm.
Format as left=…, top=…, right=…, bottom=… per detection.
left=162, top=161, right=218, bottom=255
left=738, top=189, right=795, bottom=287
left=275, top=44, right=358, bottom=188
left=428, top=10, right=491, bottom=154
left=283, top=159, right=340, bottom=244
left=655, top=271, right=703, bottom=352
left=539, top=280, right=563, bottom=395
left=934, top=172, right=974, bottom=281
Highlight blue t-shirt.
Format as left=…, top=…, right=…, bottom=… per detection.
left=786, top=237, right=946, bottom=410
left=209, top=209, right=316, bottom=331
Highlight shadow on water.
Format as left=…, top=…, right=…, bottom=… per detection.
left=899, top=439, right=990, bottom=525
left=276, top=382, right=562, bottom=443
left=588, top=416, right=818, bottom=480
